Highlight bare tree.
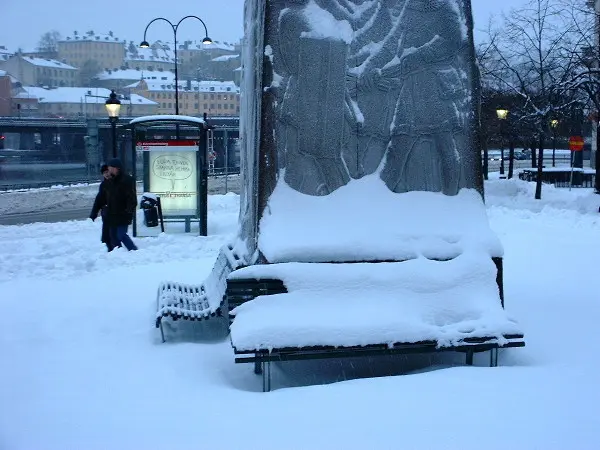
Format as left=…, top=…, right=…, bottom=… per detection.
left=37, top=30, right=61, bottom=53
left=561, top=0, right=600, bottom=191
left=483, top=0, right=579, bottom=198
left=79, top=60, right=102, bottom=87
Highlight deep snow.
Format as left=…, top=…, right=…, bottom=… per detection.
left=1, top=179, right=599, bottom=449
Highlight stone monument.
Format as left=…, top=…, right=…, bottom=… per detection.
left=238, top=0, right=482, bottom=261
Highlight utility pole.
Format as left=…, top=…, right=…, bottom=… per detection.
left=591, top=0, right=600, bottom=192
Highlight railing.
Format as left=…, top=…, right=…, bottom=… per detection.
left=0, top=168, right=240, bottom=192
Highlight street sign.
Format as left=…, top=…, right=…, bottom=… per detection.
left=569, top=136, right=584, bottom=152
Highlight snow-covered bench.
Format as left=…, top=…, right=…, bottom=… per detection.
left=155, top=243, right=244, bottom=342
left=226, top=256, right=524, bottom=392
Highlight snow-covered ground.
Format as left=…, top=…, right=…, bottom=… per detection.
left=1, top=178, right=599, bottom=449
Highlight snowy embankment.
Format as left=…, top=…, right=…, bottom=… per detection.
left=0, top=182, right=101, bottom=215
left=0, top=175, right=241, bottom=215
left=0, top=178, right=599, bottom=449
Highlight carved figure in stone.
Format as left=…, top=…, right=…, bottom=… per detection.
left=376, top=0, right=467, bottom=194
left=276, top=1, right=352, bottom=196
left=273, top=0, right=469, bottom=196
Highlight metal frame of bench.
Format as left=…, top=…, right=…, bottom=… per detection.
left=233, top=336, right=525, bottom=392
left=226, top=257, right=525, bottom=391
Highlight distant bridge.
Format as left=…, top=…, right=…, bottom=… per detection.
left=0, top=116, right=241, bottom=187
left=0, top=116, right=239, bottom=132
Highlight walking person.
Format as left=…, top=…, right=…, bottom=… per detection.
left=105, top=158, right=138, bottom=251
left=89, top=164, right=113, bottom=251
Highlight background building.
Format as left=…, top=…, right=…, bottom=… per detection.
left=124, top=41, right=174, bottom=71
left=129, top=79, right=239, bottom=116
left=0, top=55, right=78, bottom=87
left=58, top=31, right=125, bottom=71
left=94, top=68, right=175, bottom=90
left=0, top=46, right=14, bottom=63
left=13, top=86, right=158, bottom=118
left=0, top=70, right=12, bottom=116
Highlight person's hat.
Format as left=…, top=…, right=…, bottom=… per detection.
left=107, top=158, right=122, bottom=169
left=100, top=164, right=108, bottom=173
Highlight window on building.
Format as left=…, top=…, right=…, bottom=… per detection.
left=217, top=94, right=221, bottom=100
left=224, top=104, right=228, bottom=109
left=217, top=104, right=222, bottom=109
left=194, top=103, right=198, bottom=109
left=168, top=103, right=172, bottom=108
left=210, top=94, right=214, bottom=100
left=162, top=102, right=166, bottom=108
left=210, top=103, right=215, bottom=109
left=203, top=104, right=208, bottom=109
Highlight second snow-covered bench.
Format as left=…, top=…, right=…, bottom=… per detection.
left=226, top=256, right=524, bottom=391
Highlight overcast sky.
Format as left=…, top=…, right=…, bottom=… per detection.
left=0, top=0, right=529, bottom=51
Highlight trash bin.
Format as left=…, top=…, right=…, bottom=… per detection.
left=140, top=194, right=160, bottom=228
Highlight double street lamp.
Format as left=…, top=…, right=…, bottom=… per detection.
left=105, top=90, right=121, bottom=158
left=140, top=16, right=212, bottom=116
left=496, top=108, right=509, bottom=177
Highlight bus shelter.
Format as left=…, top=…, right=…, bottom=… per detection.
left=127, top=115, right=209, bottom=236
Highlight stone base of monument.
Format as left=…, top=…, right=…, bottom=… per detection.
left=226, top=258, right=525, bottom=392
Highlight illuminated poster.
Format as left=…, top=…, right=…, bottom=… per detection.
left=137, top=141, right=199, bottom=215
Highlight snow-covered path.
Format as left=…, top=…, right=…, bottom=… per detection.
left=1, top=181, right=599, bottom=449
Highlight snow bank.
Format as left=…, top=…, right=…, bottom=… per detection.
left=0, top=183, right=100, bottom=215
left=0, top=193, right=240, bottom=282
left=485, top=178, right=600, bottom=214
left=259, top=174, right=503, bottom=262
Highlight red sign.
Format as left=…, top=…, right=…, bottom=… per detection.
left=569, top=136, right=584, bottom=152
left=136, top=140, right=199, bottom=152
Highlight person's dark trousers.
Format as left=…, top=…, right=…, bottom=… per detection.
left=109, top=225, right=138, bottom=251
left=101, top=220, right=113, bottom=251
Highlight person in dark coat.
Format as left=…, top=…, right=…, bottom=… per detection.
left=89, top=164, right=113, bottom=251
left=105, top=158, right=138, bottom=251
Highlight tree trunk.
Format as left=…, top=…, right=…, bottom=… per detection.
left=531, top=139, right=537, bottom=168
left=508, top=138, right=515, bottom=179
left=482, top=137, right=489, bottom=180
left=535, top=134, right=545, bottom=200
left=596, top=121, right=600, bottom=194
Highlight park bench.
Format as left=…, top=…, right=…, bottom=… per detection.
left=226, top=257, right=525, bottom=392
left=155, top=243, right=244, bottom=342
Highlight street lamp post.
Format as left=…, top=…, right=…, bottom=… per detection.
left=140, top=16, right=212, bottom=116
left=105, top=90, right=121, bottom=158
left=496, top=108, right=509, bottom=178
left=550, top=119, right=559, bottom=167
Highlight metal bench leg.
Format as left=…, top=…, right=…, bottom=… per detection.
left=262, top=361, right=271, bottom=392
left=465, top=349, right=474, bottom=366
left=159, top=319, right=166, bottom=343
left=490, top=348, right=499, bottom=367
left=254, top=354, right=263, bottom=375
